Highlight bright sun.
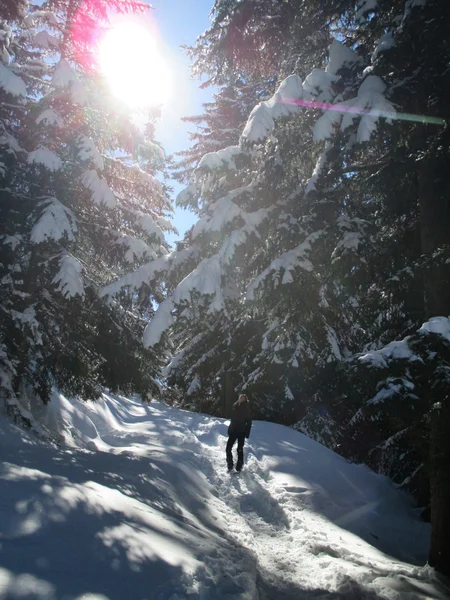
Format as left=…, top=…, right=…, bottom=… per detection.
left=99, top=22, right=171, bottom=109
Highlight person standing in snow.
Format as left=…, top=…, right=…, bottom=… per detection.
left=226, top=394, right=252, bottom=472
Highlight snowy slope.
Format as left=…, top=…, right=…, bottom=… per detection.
left=0, top=393, right=448, bottom=600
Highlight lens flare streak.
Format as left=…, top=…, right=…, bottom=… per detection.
left=283, top=97, right=445, bottom=126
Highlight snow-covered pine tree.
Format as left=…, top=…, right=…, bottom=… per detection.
left=173, top=78, right=275, bottom=187
left=188, top=0, right=350, bottom=84
left=0, top=5, right=49, bottom=422
left=0, top=0, right=173, bottom=420
left=328, top=0, right=450, bottom=575
left=141, top=43, right=377, bottom=424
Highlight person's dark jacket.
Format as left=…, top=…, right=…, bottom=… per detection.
left=228, top=400, right=252, bottom=438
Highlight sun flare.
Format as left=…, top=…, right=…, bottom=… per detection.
left=99, top=22, right=171, bottom=109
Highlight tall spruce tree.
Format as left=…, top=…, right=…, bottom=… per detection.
left=0, top=0, right=173, bottom=422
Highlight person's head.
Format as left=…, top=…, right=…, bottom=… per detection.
left=237, top=393, right=248, bottom=405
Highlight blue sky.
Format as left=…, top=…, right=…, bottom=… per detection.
left=150, top=0, right=215, bottom=242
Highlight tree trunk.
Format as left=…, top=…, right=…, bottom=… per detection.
left=428, top=399, right=450, bottom=577
left=418, top=145, right=450, bottom=316
left=225, top=371, right=234, bottom=418
left=418, top=133, right=450, bottom=576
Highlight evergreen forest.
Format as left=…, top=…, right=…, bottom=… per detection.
left=1, top=0, right=449, bottom=580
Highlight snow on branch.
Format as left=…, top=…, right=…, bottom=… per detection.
left=331, top=216, right=372, bottom=263
left=192, top=195, right=242, bottom=239
left=52, top=59, right=77, bottom=89
left=30, top=30, right=59, bottom=49
left=305, top=145, right=331, bottom=195
left=303, top=70, right=338, bottom=103
left=99, top=255, right=169, bottom=299
left=36, top=108, right=64, bottom=128
left=196, top=145, right=244, bottom=172
left=359, top=339, right=419, bottom=368
left=356, top=0, right=378, bottom=23
left=127, top=209, right=165, bottom=242
left=0, top=63, right=26, bottom=97
left=418, top=316, right=450, bottom=343
left=52, top=254, right=85, bottom=298
left=325, top=40, right=362, bottom=75
left=114, top=235, right=153, bottom=264
left=176, top=183, right=199, bottom=208
left=247, top=231, right=323, bottom=300
left=81, top=170, right=116, bottom=208
left=313, top=76, right=396, bottom=143
left=52, top=59, right=88, bottom=106
left=360, top=317, right=450, bottom=370
left=143, top=254, right=224, bottom=347
left=219, top=208, right=269, bottom=266
left=31, top=198, right=77, bottom=244
left=241, top=75, right=303, bottom=143
left=28, top=147, right=62, bottom=171
left=372, top=32, right=395, bottom=62
left=77, top=136, right=104, bottom=170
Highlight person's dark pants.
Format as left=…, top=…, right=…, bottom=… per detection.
left=226, top=432, right=245, bottom=470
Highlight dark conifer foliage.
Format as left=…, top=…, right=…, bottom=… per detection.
left=0, top=1, right=173, bottom=420
left=173, top=79, right=275, bottom=187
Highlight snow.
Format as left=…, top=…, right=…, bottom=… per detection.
left=303, top=69, right=338, bottom=102
left=114, top=235, right=151, bottom=263
left=52, top=254, right=84, bottom=298
left=401, top=0, right=428, bottom=28
left=326, top=40, right=361, bottom=75
left=10, top=306, right=42, bottom=345
left=241, top=75, right=303, bottom=143
left=313, top=76, right=396, bottom=143
left=129, top=209, right=164, bottom=241
left=219, top=208, right=268, bottom=266
left=359, top=317, right=450, bottom=369
left=35, top=109, right=64, bottom=128
left=0, top=133, right=22, bottom=153
left=30, top=30, right=59, bottom=49
left=81, top=170, right=116, bottom=208
left=418, top=316, right=450, bottom=342
left=356, top=0, right=378, bottom=23
left=197, top=145, right=242, bottom=171
left=192, top=195, right=242, bottom=239
left=70, top=79, right=88, bottom=106
left=372, top=32, right=395, bottom=61
left=0, top=391, right=448, bottom=600
left=241, top=102, right=275, bottom=143
left=51, top=59, right=76, bottom=89
left=0, top=63, right=26, bottom=97
left=143, top=254, right=225, bottom=347
left=247, top=231, right=323, bottom=300
left=99, top=255, right=169, bottom=299
left=30, top=198, right=77, bottom=244
left=359, top=339, right=421, bottom=368
left=176, top=182, right=198, bottom=208
left=77, top=136, right=104, bottom=170
left=28, top=10, right=59, bottom=27
left=305, top=146, right=330, bottom=194
left=28, top=148, right=62, bottom=171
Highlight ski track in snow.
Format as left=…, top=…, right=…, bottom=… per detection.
left=0, top=393, right=449, bottom=600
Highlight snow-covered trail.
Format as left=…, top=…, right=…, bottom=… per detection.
left=1, top=392, right=449, bottom=600
left=186, top=422, right=442, bottom=600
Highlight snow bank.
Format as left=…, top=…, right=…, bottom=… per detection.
left=1, top=392, right=448, bottom=599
